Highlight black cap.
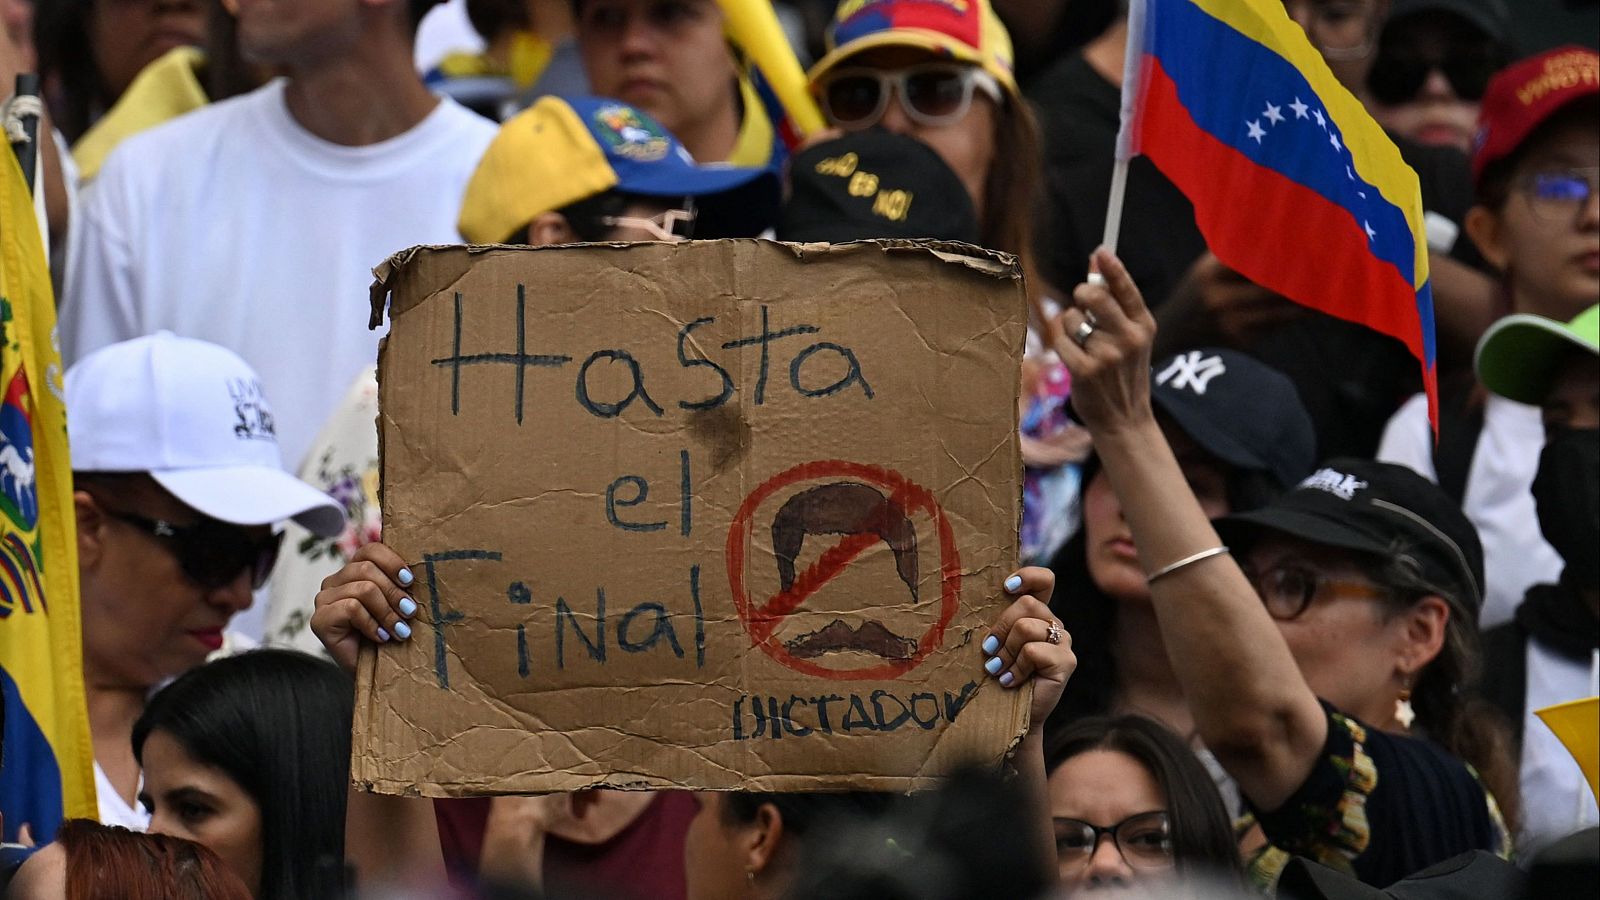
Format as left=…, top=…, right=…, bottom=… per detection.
left=1149, top=348, right=1316, bottom=490
left=777, top=129, right=981, bottom=245
left=1218, top=458, right=1486, bottom=618
left=1387, top=0, right=1510, bottom=41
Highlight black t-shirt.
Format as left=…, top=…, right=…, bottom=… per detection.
left=1029, top=53, right=1208, bottom=308
left=1248, top=703, right=1509, bottom=890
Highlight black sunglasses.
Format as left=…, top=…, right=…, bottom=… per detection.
left=104, top=508, right=283, bottom=591
left=1367, top=45, right=1504, bottom=104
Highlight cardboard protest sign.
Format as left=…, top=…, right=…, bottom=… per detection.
left=355, top=240, right=1027, bottom=795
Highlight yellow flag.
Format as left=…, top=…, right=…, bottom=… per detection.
left=0, top=148, right=96, bottom=840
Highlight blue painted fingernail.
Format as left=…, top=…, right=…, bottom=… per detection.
left=985, top=656, right=1003, bottom=675
left=398, top=597, right=417, bottom=617
left=376, top=627, right=390, bottom=643
left=393, top=621, right=412, bottom=640
left=1000, top=671, right=1015, bottom=687
left=982, top=635, right=1000, bottom=655
left=1004, top=574, right=1023, bottom=593
left=397, top=567, right=415, bottom=587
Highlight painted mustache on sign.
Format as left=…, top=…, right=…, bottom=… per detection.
left=770, top=482, right=921, bottom=660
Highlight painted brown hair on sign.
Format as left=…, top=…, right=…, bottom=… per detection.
left=359, top=239, right=1027, bottom=795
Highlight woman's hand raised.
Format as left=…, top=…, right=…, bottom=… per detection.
left=1050, top=248, right=1159, bottom=438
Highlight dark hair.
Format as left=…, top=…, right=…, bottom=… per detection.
left=133, top=650, right=354, bottom=900
left=1044, top=715, right=1242, bottom=884
left=551, top=191, right=686, bottom=243
left=465, top=0, right=529, bottom=40
left=721, top=791, right=897, bottom=844
left=1043, top=448, right=1285, bottom=732
left=983, top=92, right=1043, bottom=268
left=780, top=769, right=1048, bottom=900
left=34, top=0, right=101, bottom=142
left=409, top=0, right=444, bottom=29
left=53, top=819, right=252, bottom=900
left=1356, top=544, right=1521, bottom=833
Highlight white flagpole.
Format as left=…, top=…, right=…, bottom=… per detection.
left=1090, top=0, right=1148, bottom=283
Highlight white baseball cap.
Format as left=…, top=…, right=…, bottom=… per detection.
left=66, top=332, right=345, bottom=537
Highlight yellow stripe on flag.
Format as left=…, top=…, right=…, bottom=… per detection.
left=0, top=147, right=96, bottom=828
left=1184, top=0, right=1430, bottom=289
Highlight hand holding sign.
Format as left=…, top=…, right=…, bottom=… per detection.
left=312, top=542, right=417, bottom=673
left=983, top=567, right=1075, bottom=732
left=359, top=240, right=1029, bottom=794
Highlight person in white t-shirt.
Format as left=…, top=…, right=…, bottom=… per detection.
left=66, top=333, right=343, bottom=832
left=1377, top=48, right=1597, bottom=628
left=60, top=0, right=497, bottom=480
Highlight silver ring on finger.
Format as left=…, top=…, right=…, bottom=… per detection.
left=1046, top=620, right=1064, bottom=645
left=1071, top=320, right=1096, bottom=348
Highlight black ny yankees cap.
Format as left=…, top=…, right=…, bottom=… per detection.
left=1149, top=347, right=1317, bottom=490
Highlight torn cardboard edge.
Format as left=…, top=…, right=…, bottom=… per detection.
left=358, top=239, right=1030, bottom=795
left=368, top=238, right=1021, bottom=330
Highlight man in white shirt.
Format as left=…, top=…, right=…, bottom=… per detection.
left=61, top=0, right=497, bottom=475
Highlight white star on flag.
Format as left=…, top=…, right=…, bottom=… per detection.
left=1330, top=132, right=1342, bottom=152
left=1364, top=220, right=1377, bottom=240
left=1346, top=165, right=1355, bottom=180
left=1264, top=101, right=1284, bottom=125
left=1313, top=109, right=1327, bottom=129
left=1247, top=119, right=1266, bottom=143
left=1290, top=97, right=1309, bottom=119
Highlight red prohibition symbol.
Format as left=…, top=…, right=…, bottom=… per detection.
left=725, top=460, right=962, bottom=680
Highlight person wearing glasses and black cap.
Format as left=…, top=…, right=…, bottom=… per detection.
left=65, top=332, right=342, bottom=832
left=1056, top=249, right=1513, bottom=891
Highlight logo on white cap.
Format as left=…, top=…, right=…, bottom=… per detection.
left=227, top=378, right=276, bottom=442
left=1300, top=467, right=1368, bottom=500
left=1156, top=350, right=1227, bottom=395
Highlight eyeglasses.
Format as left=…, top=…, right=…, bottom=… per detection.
left=600, top=205, right=696, bottom=242
left=1054, top=812, right=1174, bottom=871
left=1242, top=562, right=1389, bottom=621
left=1281, top=0, right=1379, bottom=58
left=103, top=508, right=283, bottom=591
left=1366, top=46, right=1503, bottom=104
left=818, top=63, right=1002, bottom=131
left=1515, top=168, right=1600, bottom=224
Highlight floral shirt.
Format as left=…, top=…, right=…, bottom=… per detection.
left=263, top=369, right=382, bottom=655
left=1243, top=702, right=1511, bottom=892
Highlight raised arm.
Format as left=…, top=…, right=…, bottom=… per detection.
left=1051, top=250, right=1328, bottom=812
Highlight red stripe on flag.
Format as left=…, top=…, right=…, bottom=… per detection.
left=1137, top=57, right=1428, bottom=366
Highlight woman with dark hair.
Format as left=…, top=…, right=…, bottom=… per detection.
left=6, top=819, right=251, bottom=899
left=1053, top=248, right=1513, bottom=889
left=1045, top=715, right=1241, bottom=892
left=1043, top=347, right=1316, bottom=817
left=131, top=649, right=353, bottom=900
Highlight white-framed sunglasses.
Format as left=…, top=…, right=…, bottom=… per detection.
left=599, top=203, right=697, bottom=242
left=818, top=63, right=1003, bottom=130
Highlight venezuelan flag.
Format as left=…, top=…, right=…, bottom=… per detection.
left=1118, top=0, right=1439, bottom=427
left=0, top=147, right=95, bottom=842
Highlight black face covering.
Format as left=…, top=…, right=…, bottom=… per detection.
left=1533, top=427, right=1600, bottom=588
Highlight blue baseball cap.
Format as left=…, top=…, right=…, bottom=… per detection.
left=459, top=95, right=781, bottom=243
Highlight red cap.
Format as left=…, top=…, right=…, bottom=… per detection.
left=1471, top=46, right=1599, bottom=186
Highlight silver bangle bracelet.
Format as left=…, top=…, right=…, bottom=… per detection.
left=1145, top=546, right=1230, bottom=583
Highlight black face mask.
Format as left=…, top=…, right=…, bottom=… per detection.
left=1533, top=428, right=1600, bottom=588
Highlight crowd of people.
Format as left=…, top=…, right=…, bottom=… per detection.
left=0, top=0, right=1596, bottom=897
